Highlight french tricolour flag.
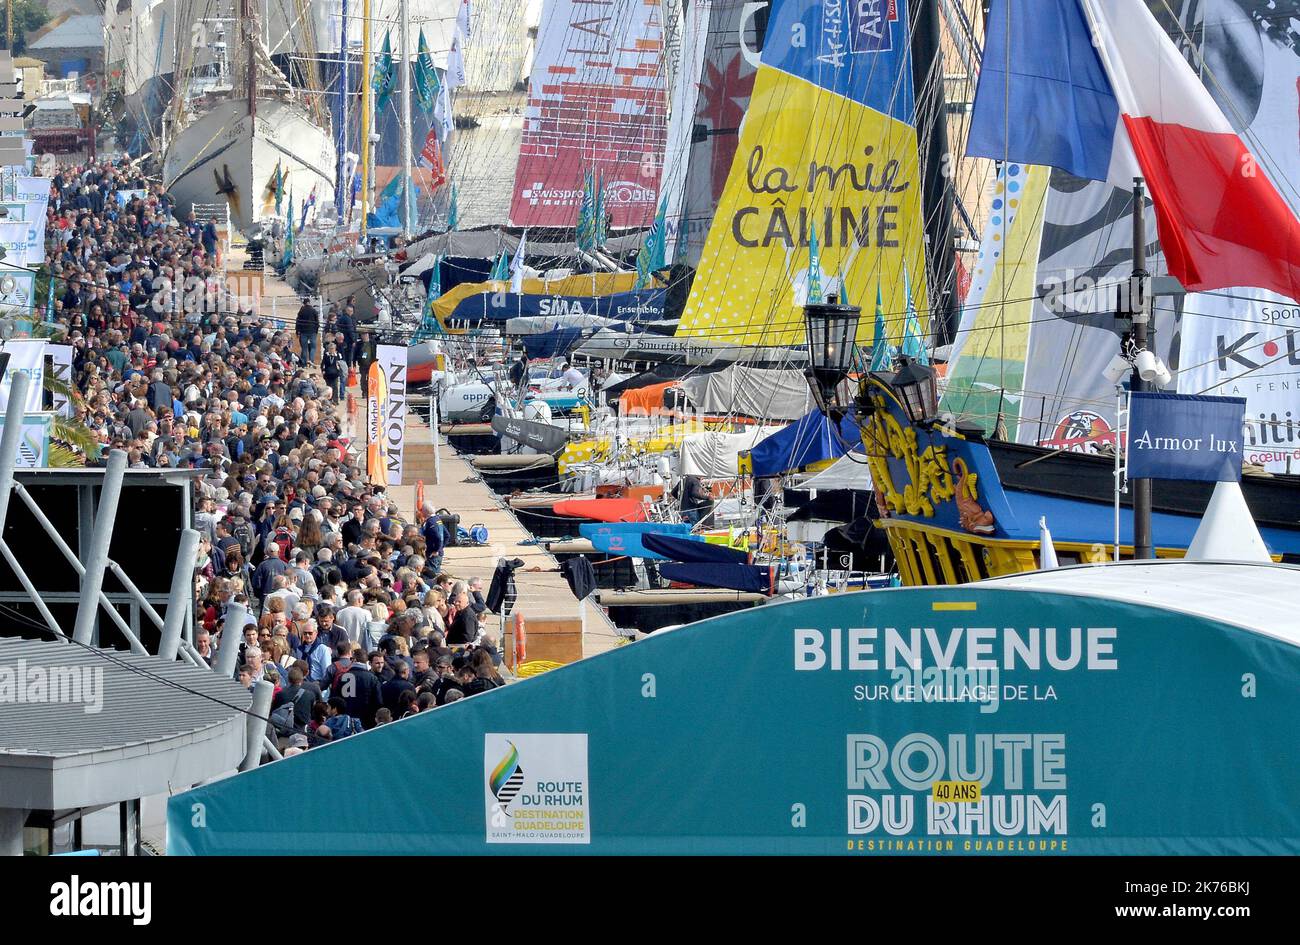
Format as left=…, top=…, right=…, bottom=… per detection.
left=968, top=0, right=1300, bottom=302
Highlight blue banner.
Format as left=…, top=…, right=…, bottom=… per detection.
left=966, top=0, right=1118, bottom=182
left=1128, top=392, right=1246, bottom=482
left=449, top=288, right=666, bottom=324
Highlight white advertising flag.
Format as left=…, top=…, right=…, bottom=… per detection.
left=48, top=344, right=74, bottom=417
left=376, top=343, right=409, bottom=486
left=0, top=220, right=31, bottom=266
left=0, top=339, right=47, bottom=413
left=446, top=31, right=466, bottom=90
left=13, top=174, right=50, bottom=203
left=23, top=200, right=45, bottom=254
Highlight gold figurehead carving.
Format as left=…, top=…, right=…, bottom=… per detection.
left=863, top=394, right=996, bottom=534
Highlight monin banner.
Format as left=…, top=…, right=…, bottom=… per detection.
left=376, top=344, right=409, bottom=486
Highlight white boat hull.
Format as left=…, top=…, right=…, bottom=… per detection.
left=164, top=98, right=335, bottom=236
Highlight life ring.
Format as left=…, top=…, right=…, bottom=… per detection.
left=514, top=612, right=527, bottom=667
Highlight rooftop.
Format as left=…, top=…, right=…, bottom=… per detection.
left=983, top=560, right=1300, bottom=648
left=27, top=14, right=104, bottom=51
left=0, top=637, right=249, bottom=811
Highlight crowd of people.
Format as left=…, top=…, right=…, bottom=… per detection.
left=43, top=157, right=505, bottom=753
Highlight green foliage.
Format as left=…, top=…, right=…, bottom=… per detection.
left=46, top=442, right=85, bottom=468
left=2, top=0, right=51, bottom=54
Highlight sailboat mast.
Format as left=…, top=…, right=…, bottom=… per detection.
left=242, top=0, right=257, bottom=118
left=360, top=0, right=372, bottom=238
left=336, top=0, right=350, bottom=222
left=400, top=0, right=413, bottom=237
left=911, top=0, right=957, bottom=344
left=1130, top=178, right=1154, bottom=559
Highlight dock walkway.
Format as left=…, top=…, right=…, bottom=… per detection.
left=222, top=246, right=622, bottom=661
left=386, top=410, right=624, bottom=660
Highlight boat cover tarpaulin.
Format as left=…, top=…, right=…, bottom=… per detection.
left=580, top=522, right=693, bottom=558
left=506, top=315, right=627, bottom=335
left=795, top=452, right=874, bottom=491
left=659, top=561, right=774, bottom=593
left=167, top=562, right=1300, bottom=854
left=553, top=497, right=648, bottom=522
left=642, top=532, right=749, bottom=564
left=681, top=364, right=811, bottom=420
left=618, top=381, right=679, bottom=414
left=679, top=425, right=786, bottom=477
left=603, top=364, right=717, bottom=398
left=750, top=411, right=862, bottom=478
left=522, top=328, right=587, bottom=359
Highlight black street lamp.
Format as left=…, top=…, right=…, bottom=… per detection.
left=890, top=356, right=938, bottom=425
left=803, top=298, right=860, bottom=418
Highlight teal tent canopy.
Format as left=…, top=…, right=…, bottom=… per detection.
left=166, top=561, right=1300, bottom=855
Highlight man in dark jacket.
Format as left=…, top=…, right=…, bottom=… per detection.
left=321, top=341, right=346, bottom=401
left=508, top=351, right=529, bottom=389
left=271, top=665, right=317, bottom=732
left=251, top=541, right=289, bottom=602
left=332, top=648, right=384, bottom=729
left=420, top=505, right=445, bottom=573
left=125, top=399, right=152, bottom=437
left=355, top=329, right=376, bottom=396
left=678, top=474, right=713, bottom=525
left=336, top=306, right=357, bottom=366
left=296, top=298, right=320, bottom=365
left=202, top=216, right=219, bottom=261
left=340, top=500, right=367, bottom=548
left=381, top=660, right=417, bottom=717
left=147, top=371, right=172, bottom=413
left=446, top=588, right=479, bottom=645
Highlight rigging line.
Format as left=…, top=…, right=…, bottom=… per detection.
left=999, top=0, right=1011, bottom=419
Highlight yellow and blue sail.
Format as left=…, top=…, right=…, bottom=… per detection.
left=677, top=0, right=929, bottom=347
left=938, top=161, right=1048, bottom=434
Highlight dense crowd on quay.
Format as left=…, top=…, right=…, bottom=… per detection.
left=43, top=157, right=504, bottom=752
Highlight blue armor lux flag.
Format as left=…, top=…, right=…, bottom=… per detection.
left=1127, top=392, right=1246, bottom=482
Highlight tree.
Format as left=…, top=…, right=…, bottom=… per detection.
left=2, top=0, right=52, bottom=55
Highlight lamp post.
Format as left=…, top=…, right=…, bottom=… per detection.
left=889, top=356, right=939, bottom=426
left=803, top=298, right=860, bottom=419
